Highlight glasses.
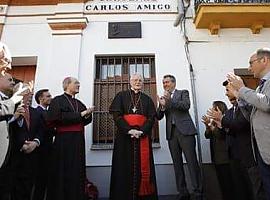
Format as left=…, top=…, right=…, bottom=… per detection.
left=249, top=57, right=263, bottom=65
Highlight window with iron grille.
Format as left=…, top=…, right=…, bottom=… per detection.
left=92, top=56, right=159, bottom=149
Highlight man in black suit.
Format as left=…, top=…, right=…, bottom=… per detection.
left=156, top=74, right=202, bottom=200
left=9, top=83, right=44, bottom=200
left=32, top=89, right=53, bottom=200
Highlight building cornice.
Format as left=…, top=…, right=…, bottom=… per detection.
left=47, top=16, right=88, bottom=35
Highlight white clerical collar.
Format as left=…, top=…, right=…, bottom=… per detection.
left=130, top=88, right=141, bottom=94
left=0, top=91, right=8, bottom=99
left=64, top=92, right=75, bottom=98
left=38, top=104, right=47, bottom=110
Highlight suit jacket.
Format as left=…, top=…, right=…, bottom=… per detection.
left=35, top=106, right=53, bottom=150
left=10, top=107, right=44, bottom=153
left=239, top=79, right=270, bottom=165
left=0, top=98, right=15, bottom=167
left=221, top=105, right=256, bottom=168
left=156, top=89, right=197, bottom=140
left=0, top=99, right=15, bottom=116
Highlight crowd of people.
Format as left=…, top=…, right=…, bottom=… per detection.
left=203, top=48, right=270, bottom=200
left=1, top=41, right=270, bottom=200
left=0, top=43, right=94, bottom=200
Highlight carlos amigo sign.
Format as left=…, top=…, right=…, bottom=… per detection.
left=84, top=0, right=177, bottom=13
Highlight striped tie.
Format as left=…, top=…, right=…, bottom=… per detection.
left=259, top=79, right=266, bottom=92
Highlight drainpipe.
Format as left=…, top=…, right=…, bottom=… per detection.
left=177, top=0, right=203, bottom=166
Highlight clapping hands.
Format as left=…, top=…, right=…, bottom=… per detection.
left=81, top=106, right=95, bottom=118
left=157, top=90, right=171, bottom=109
left=11, top=81, right=34, bottom=104
left=206, top=107, right=223, bottom=128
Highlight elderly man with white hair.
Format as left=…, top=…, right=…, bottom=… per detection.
left=109, top=73, right=158, bottom=200
left=46, top=77, right=94, bottom=200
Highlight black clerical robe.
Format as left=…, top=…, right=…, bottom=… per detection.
left=109, top=90, right=158, bottom=200
left=46, top=93, right=92, bottom=200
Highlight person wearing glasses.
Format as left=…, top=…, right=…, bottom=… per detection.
left=227, top=48, right=270, bottom=200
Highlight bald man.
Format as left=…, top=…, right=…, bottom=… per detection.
left=46, top=77, right=94, bottom=200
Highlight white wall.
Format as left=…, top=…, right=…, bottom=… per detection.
left=79, top=14, right=189, bottom=166
left=2, top=3, right=270, bottom=167
left=1, top=9, right=183, bottom=166
left=185, top=10, right=270, bottom=162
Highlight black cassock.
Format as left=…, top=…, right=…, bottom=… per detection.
left=109, top=90, right=158, bottom=200
left=46, top=93, right=92, bottom=200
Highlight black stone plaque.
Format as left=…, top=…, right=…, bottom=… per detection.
left=108, top=22, right=141, bottom=39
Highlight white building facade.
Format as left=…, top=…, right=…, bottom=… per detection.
left=1, top=0, right=270, bottom=197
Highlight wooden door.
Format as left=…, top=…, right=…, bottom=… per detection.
left=234, top=68, right=259, bottom=90
left=9, top=65, right=36, bottom=83
left=241, top=75, right=259, bottom=90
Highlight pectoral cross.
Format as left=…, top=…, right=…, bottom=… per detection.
left=132, top=107, right=137, bottom=113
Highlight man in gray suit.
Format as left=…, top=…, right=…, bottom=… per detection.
left=0, top=43, right=26, bottom=200
left=156, top=74, right=202, bottom=200
left=227, top=48, right=270, bottom=200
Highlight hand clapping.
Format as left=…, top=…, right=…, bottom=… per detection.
left=226, top=72, right=245, bottom=98
left=81, top=106, right=95, bottom=118
left=206, top=107, right=223, bottom=128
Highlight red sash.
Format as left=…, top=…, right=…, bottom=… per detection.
left=123, top=114, right=155, bottom=196
left=56, top=123, right=84, bottom=133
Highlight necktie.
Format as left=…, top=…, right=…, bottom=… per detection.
left=24, top=106, right=30, bottom=130
left=1, top=95, right=8, bottom=100
left=258, top=79, right=266, bottom=92
left=169, top=91, right=173, bottom=98
left=233, top=105, right=237, bottom=119
left=169, top=91, right=175, bottom=124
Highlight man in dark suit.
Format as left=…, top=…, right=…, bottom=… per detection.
left=32, top=89, right=53, bottom=200
left=9, top=83, right=44, bottom=200
left=156, top=74, right=202, bottom=200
